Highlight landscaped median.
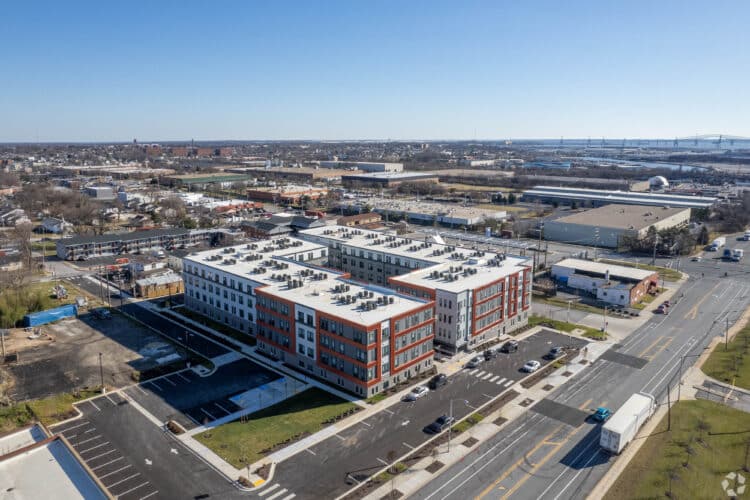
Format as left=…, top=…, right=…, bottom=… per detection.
left=607, top=400, right=750, bottom=499
left=0, top=388, right=103, bottom=432
left=701, top=319, right=750, bottom=389
left=194, top=387, right=357, bottom=468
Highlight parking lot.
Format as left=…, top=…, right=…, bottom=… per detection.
left=268, top=329, right=588, bottom=500
left=50, top=392, right=242, bottom=499
left=124, top=359, right=281, bottom=430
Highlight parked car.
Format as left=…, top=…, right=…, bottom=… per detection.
left=402, top=385, right=429, bottom=402
left=655, top=306, right=668, bottom=315
left=483, top=348, right=498, bottom=360
left=428, top=374, right=448, bottom=389
left=423, top=414, right=456, bottom=434
left=521, top=360, right=541, bottom=373
left=691, top=256, right=702, bottom=262
left=662, top=300, right=671, bottom=307
left=591, top=407, right=612, bottom=422
left=466, top=356, right=483, bottom=369
left=92, top=308, right=111, bottom=320
left=500, top=340, right=519, bottom=353
left=545, top=346, right=564, bottom=360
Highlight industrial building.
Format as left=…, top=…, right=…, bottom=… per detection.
left=551, top=258, right=658, bottom=307
left=245, top=186, right=328, bottom=205
left=522, top=186, right=717, bottom=209
left=226, top=166, right=353, bottom=183
left=337, top=198, right=506, bottom=227
left=241, top=214, right=325, bottom=238
left=337, top=212, right=383, bottom=228
left=84, top=186, right=116, bottom=200
left=182, top=227, right=531, bottom=394
left=543, top=204, right=691, bottom=248
left=162, top=173, right=255, bottom=188
left=319, top=161, right=403, bottom=173
left=56, top=228, right=231, bottom=260
left=341, top=172, right=439, bottom=188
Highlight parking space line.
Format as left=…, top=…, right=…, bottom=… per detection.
left=503, top=380, right=514, bottom=387
left=214, top=402, right=232, bottom=415
left=134, top=385, right=148, bottom=395
left=84, top=427, right=96, bottom=433
left=175, top=372, right=192, bottom=383
left=161, top=376, right=177, bottom=387
left=99, top=464, right=132, bottom=480
left=259, top=483, right=280, bottom=496
left=267, top=489, right=289, bottom=500
left=86, top=449, right=117, bottom=462
left=200, top=407, right=216, bottom=420
left=402, top=442, right=414, bottom=449
left=105, top=394, right=117, bottom=406
left=185, top=413, right=201, bottom=426
left=334, top=434, right=345, bottom=441
left=79, top=442, right=110, bottom=454
left=91, top=456, right=124, bottom=471
left=56, top=420, right=90, bottom=432
left=76, top=435, right=102, bottom=446
left=116, top=481, right=149, bottom=497
left=105, top=472, right=141, bottom=489
left=88, top=400, right=100, bottom=412
left=489, top=375, right=500, bottom=383
left=376, top=457, right=389, bottom=466
left=360, top=421, right=372, bottom=428
left=148, top=380, right=163, bottom=391
left=496, top=378, right=507, bottom=385
left=139, top=490, right=160, bottom=500
left=305, top=448, right=316, bottom=456
left=482, top=394, right=493, bottom=399
left=383, top=409, right=394, bottom=416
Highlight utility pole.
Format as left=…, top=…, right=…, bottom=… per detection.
left=652, top=234, right=658, bottom=266
left=667, top=382, right=671, bottom=431
left=567, top=300, right=571, bottom=325
left=99, top=352, right=105, bottom=394
left=726, top=316, right=730, bottom=351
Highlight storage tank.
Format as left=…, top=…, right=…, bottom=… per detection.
left=648, top=176, right=669, bottom=189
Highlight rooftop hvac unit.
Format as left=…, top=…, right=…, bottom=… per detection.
left=389, top=296, right=394, bottom=304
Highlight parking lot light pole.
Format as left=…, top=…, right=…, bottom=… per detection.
left=99, top=352, right=105, bottom=394
left=447, top=399, right=470, bottom=453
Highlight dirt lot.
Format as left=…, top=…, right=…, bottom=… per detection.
left=2, top=310, right=185, bottom=402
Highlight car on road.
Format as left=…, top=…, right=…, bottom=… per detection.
left=402, top=385, right=429, bottom=402
left=423, top=414, right=456, bottom=434
left=500, top=340, right=519, bottom=353
left=483, top=348, right=498, bottom=360
left=544, top=346, right=564, bottom=360
left=662, top=300, right=671, bottom=307
left=466, top=356, right=483, bottom=369
left=521, top=360, right=541, bottom=373
left=591, top=407, right=612, bottom=422
left=92, top=307, right=111, bottom=320
left=428, top=373, right=448, bottom=389
left=691, top=256, right=702, bottom=262
left=655, top=305, right=668, bottom=315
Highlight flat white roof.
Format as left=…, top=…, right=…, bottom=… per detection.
left=0, top=438, right=108, bottom=500
left=553, top=258, right=656, bottom=281
left=260, top=278, right=429, bottom=326
left=0, top=425, right=47, bottom=454
left=390, top=256, right=527, bottom=293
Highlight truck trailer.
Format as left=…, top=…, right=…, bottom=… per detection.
left=600, top=392, right=656, bottom=454
left=709, top=236, right=726, bottom=251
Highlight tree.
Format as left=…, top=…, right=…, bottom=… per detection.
left=507, top=193, right=517, bottom=204
left=13, top=222, right=34, bottom=270
left=697, top=225, right=709, bottom=246
left=696, top=418, right=711, bottom=446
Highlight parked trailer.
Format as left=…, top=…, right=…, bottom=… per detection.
left=709, top=236, right=726, bottom=251
left=733, top=249, right=744, bottom=262
left=600, top=392, right=656, bottom=454
left=22, top=304, right=78, bottom=327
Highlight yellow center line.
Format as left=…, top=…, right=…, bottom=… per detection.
left=644, top=336, right=674, bottom=360
left=474, top=399, right=594, bottom=500
left=684, top=282, right=721, bottom=320
left=638, top=336, right=664, bottom=358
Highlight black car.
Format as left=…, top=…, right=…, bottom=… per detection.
left=500, top=340, right=519, bottom=353
left=423, top=414, right=456, bottom=434
left=483, top=348, right=498, bottom=360
left=545, top=346, right=564, bottom=360
left=428, top=373, right=447, bottom=389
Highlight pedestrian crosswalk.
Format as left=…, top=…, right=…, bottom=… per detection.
left=468, top=369, right=514, bottom=387
left=257, top=482, right=296, bottom=500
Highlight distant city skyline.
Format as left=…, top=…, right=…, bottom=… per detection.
left=2, top=0, right=749, bottom=142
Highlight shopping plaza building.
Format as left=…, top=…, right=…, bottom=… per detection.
left=182, top=226, right=532, bottom=395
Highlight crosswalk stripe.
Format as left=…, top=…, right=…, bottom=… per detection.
left=481, top=373, right=493, bottom=380
left=258, top=484, right=280, bottom=497
left=281, top=494, right=296, bottom=500
left=489, top=375, right=500, bottom=383
left=496, top=377, right=507, bottom=385
left=267, top=488, right=288, bottom=500
left=469, top=369, right=479, bottom=375
left=475, top=371, right=486, bottom=378
left=504, top=379, right=514, bottom=387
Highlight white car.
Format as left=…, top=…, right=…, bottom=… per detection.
left=403, top=385, right=429, bottom=402
left=466, top=356, right=484, bottom=369
left=521, top=360, right=541, bottom=373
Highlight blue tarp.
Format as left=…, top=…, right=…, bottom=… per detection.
left=23, top=304, right=78, bottom=327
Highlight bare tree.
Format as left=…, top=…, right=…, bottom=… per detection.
left=13, top=222, right=34, bottom=270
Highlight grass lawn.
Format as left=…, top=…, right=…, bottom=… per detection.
left=194, top=388, right=356, bottom=467
left=701, top=320, right=750, bottom=389
left=0, top=389, right=102, bottom=432
left=529, top=314, right=604, bottom=339
left=598, top=258, right=682, bottom=282
left=607, top=400, right=750, bottom=500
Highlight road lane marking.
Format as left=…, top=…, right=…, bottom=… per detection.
left=139, top=491, right=160, bottom=500
left=496, top=378, right=507, bottom=385
left=503, top=380, right=514, bottom=387
left=266, top=489, right=289, bottom=500
left=645, top=337, right=673, bottom=360
left=469, top=369, right=479, bottom=375
left=99, top=464, right=132, bottom=479
left=281, top=494, right=296, bottom=500
left=259, top=484, right=280, bottom=496
left=638, top=336, right=664, bottom=358
left=360, top=421, right=372, bottom=428
left=91, top=456, right=124, bottom=471
left=402, top=442, right=415, bottom=449
left=481, top=373, right=493, bottom=380
left=105, top=472, right=141, bottom=489
left=548, top=436, right=604, bottom=500
left=116, top=481, right=150, bottom=497
left=684, top=282, right=721, bottom=320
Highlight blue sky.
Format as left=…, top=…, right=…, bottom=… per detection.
left=2, top=1, right=748, bottom=142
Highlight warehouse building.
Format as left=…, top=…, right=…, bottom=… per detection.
left=551, top=258, right=658, bottom=307
left=341, top=172, right=439, bottom=188
left=319, top=161, right=403, bottom=173
left=56, top=228, right=230, bottom=260
left=543, top=204, right=691, bottom=248
left=522, top=186, right=717, bottom=209
left=337, top=198, right=506, bottom=227
left=246, top=186, right=328, bottom=205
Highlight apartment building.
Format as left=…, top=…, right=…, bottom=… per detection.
left=182, top=238, right=433, bottom=396
left=298, top=226, right=532, bottom=353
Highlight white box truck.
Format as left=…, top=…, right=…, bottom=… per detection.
left=600, top=392, right=656, bottom=454
left=732, top=248, right=744, bottom=262
left=709, top=236, right=726, bottom=251
left=744, top=231, right=750, bottom=242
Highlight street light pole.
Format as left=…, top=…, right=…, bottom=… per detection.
left=99, top=352, right=105, bottom=394
left=567, top=300, right=571, bottom=325
left=726, top=317, right=730, bottom=351
left=448, top=399, right=454, bottom=453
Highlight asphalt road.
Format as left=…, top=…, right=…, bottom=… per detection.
left=50, top=392, right=243, bottom=500
left=261, top=330, right=588, bottom=500
left=413, top=260, right=750, bottom=500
